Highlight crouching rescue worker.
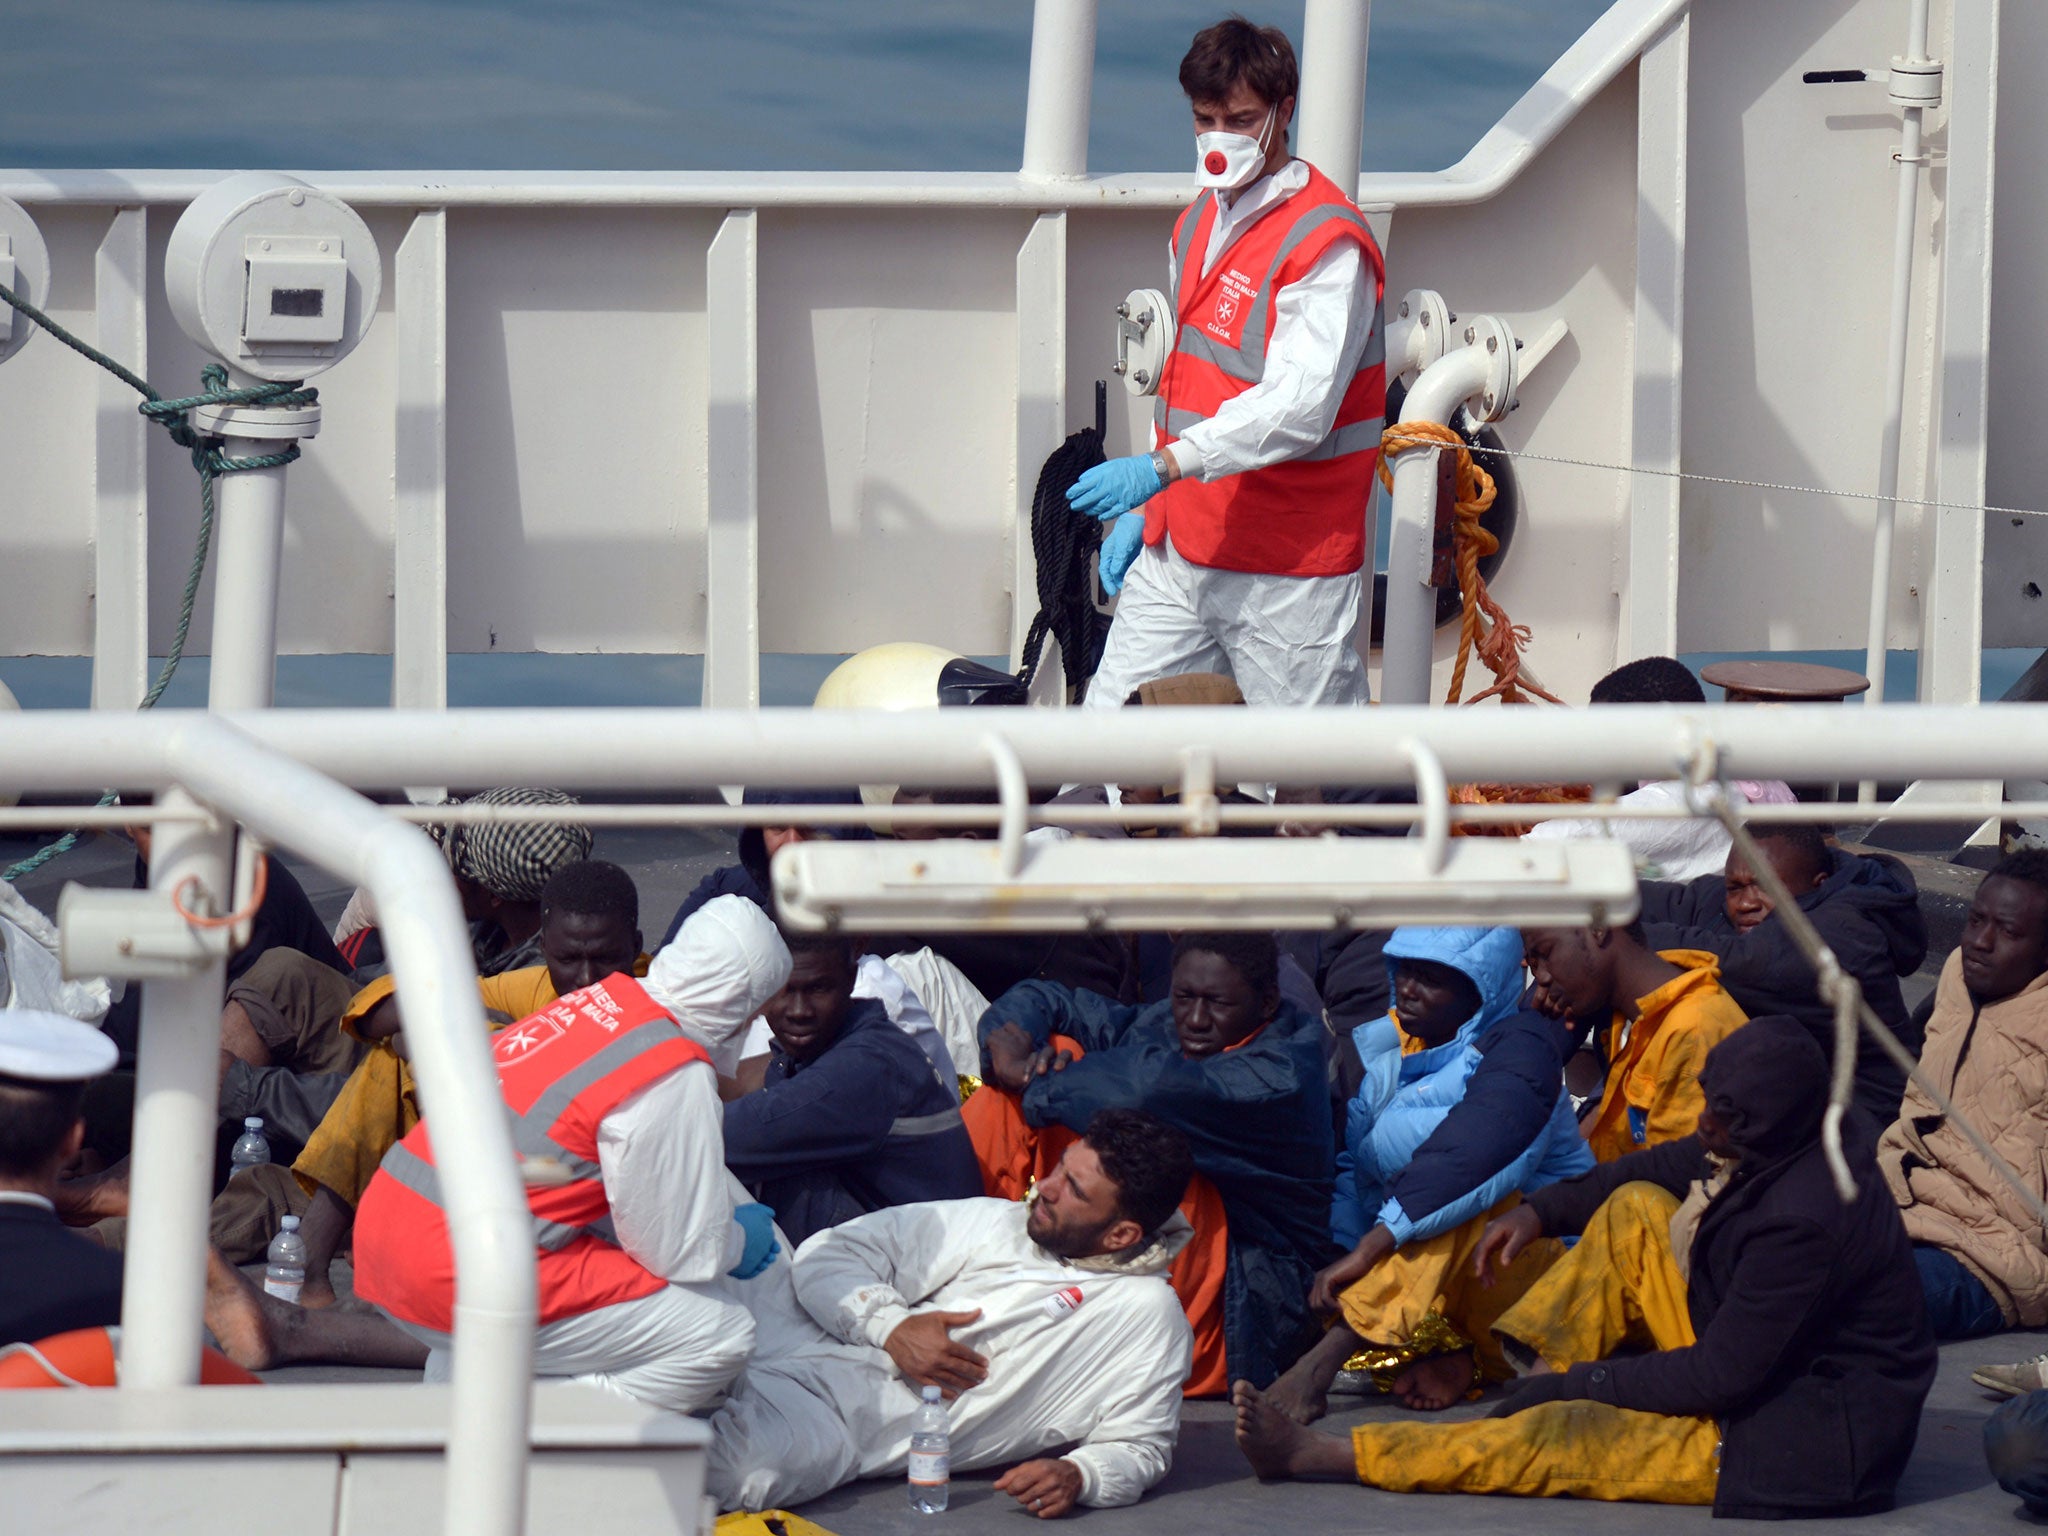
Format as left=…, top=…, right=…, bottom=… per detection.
left=1067, top=17, right=1386, bottom=708
left=1233, top=1017, right=1937, bottom=1518
left=351, top=896, right=791, bottom=1413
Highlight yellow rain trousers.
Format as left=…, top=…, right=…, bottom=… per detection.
left=1337, top=1196, right=1563, bottom=1381
left=1350, top=1182, right=1719, bottom=1504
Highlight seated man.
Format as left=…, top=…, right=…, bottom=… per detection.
left=211, top=787, right=595, bottom=1156
left=353, top=894, right=793, bottom=1413
left=1986, top=1390, right=2048, bottom=1518
left=1266, top=926, right=1592, bottom=1419
left=708, top=1109, right=1195, bottom=1517
left=1880, top=848, right=2048, bottom=1339
left=723, top=932, right=984, bottom=1246
left=1522, top=921, right=1748, bottom=1161
left=201, top=858, right=648, bottom=1288
left=1235, top=1017, right=1936, bottom=1519
left=1521, top=657, right=1797, bottom=880
left=1641, top=822, right=1926, bottom=1121
left=962, top=932, right=1331, bottom=1394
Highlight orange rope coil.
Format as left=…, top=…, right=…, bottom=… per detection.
left=1378, top=422, right=1562, bottom=707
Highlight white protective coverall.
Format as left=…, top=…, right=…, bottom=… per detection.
left=708, top=1196, right=1194, bottom=1511
left=1085, top=158, right=1376, bottom=712
left=412, top=894, right=791, bottom=1414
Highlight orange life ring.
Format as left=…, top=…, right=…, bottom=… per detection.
left=0, top=1327, right=258, bottom=1388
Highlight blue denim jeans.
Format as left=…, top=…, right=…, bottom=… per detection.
left=1987, top=1392, right=2048, bottom=1513
left=1913, top=1243, right=2006, bottom=1340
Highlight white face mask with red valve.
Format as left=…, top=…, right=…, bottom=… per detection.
left=1194, top=104, right=1276, bottom=191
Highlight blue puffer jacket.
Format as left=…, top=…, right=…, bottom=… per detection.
left=1332, top=925, right=1593, bottom=1248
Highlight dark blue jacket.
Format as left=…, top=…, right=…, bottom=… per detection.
left=722, top=999, right=983, bottom=1247
left=661, top=863, right=770, bottom=948
left=1641, top=847, right=1927, bottom=1121
left=0, top=1202, right=124, bottom=1348
left=978, top=982, right=1334, bottom=1388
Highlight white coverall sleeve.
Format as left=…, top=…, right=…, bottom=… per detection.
left=1164, top=239, right=1372, bottom=482
left=597, top=1060, right=743, bottom=1283
left=788, top=1199, right=1001, bottom=1351
left=1064, top=1299, right=1192, bottom=1508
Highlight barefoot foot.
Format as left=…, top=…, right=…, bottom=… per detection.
left=1231, top=1380, right=1357, bottom=1482
left=202, top=1252, right=280, bottom=1372
left=1392, top=1349, right=1476, bottom=1411
left=1262, top=1361, right=1332, bottom=1425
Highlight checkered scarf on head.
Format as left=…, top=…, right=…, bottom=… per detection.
left=439, top=787, right=593, bottom=903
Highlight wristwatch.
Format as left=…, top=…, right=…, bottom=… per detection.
left=1149, top=449, right=1175, bottom=484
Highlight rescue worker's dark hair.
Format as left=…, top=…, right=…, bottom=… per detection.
left=1589, top=656, right=1704, bottom=705
left=1085, top=1109, right=1196, bottom=1236
left=1987, top=847, right=2048, bottom=898
left=0, top=1075, right=87, bottom=1179
left=1748, top=824, right=1832, bottom=885
left=1179, top=16, right=1299, bottom=109
left=1172, top=930, right=1281, bottom=1001
left=540, top=859, right=640, bottom=929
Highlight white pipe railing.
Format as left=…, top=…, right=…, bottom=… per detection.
left=0, top=715, right=530, bottom=1536
left=1020, top=0, right=1098, bottom=180
left=1860, top=0, right=1937, bottom=794
left=1297, top=0, right=1373, bottom=197
left=0, top=1, right=1688, bottom=213
left=3, top=702, right=2036, bottom=797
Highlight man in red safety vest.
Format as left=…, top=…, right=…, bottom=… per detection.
left=1067, top=17, right=1386, bottom=711
left=352, top=895, right=792, bottom=1414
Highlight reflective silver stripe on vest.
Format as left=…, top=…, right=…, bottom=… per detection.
left=533, top=1216, right=588, bottom=1252
left=521, top=1018, right=688, bottom=1137
left=510, top=1114, right=602, bottom=1183
left=380, top=1140, right=444, bottom=1205
left=888, top=1106, right=967, bottom=1138
left=1294, top=415, right=1387, bottom=464
left=1170, top=191, right=1212, bottom=287
left=1175, top=322, right=1263, bottom=385
left=1240, top=203, right=1373, bottom=372
left=1160, top=405, right=1207, bottom=439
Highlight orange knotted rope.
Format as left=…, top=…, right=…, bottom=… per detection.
left=1378, top=422, right=1562, bottom=706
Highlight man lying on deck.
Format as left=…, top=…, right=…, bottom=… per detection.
left=722, top=930, right=983, bottom=1246
left=960, top=931, right=1331, bottom=1395
left=1640, top=821, right=1926, bottom=1122
left=1522, top=920, right=1748, bottom=1161
left=708, top=1109, right=1195, bottom=1518
left=1235, top=1016, right=1936, bottom=1520
left=1264, top=926, right=1592, bottom=1420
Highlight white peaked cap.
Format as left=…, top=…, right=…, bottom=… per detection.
left=0, top=1008, right=118, bottom=1082
left=643, top=895, right=792, bottom=1075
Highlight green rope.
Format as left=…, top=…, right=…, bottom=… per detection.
left=0, top=278, right=317, bottom=882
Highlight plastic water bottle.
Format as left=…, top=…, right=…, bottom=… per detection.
left=264, top=1214, right=308, bottom=1304
left=230, top=1116, right=271, bottom=1172
left=908, top=1383, right=950, bottom=1513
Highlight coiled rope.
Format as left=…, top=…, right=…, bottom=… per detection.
left=0, top=279, right=316, bottom=881
left=1016, top=381, right=1109, bottom=698
left=1379, top=420, right=1561, bottom=707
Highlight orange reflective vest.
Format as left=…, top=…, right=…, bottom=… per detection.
left=352, top=974, right=708, bottom=1333
left=1146, top=163, right=1386, bottom=577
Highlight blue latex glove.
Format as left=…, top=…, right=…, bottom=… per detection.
left=1066, top=453, right=1163, bottom=521
left=726, top=1202, right=780, bottom=1279
left=1098, top=512, right=1146, bottom=596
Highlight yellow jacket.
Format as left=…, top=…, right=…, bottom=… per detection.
left=1585, top=950, right=1748, bottom=1163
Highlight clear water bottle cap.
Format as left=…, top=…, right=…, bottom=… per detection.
left=244, top=1117, right=263, bottom=1131
left=280, top=1215, right=300, bottom=1231
left=921, top=1385, right=942, bottom=1402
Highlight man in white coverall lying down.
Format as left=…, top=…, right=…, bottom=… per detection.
left=709, top=1107, right=1198, bottom=1518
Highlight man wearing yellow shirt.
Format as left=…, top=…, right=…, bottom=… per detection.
left=291, top=859, right=646, bottom=1307
left=1522, top=923, right=1749, bottom=1162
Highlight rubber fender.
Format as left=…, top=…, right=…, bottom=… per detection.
left=0, top=1326, right=260, bottom=1388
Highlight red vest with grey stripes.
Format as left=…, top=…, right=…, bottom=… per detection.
left=351, top=974, right=707, bottom=1333
left=1146, top=164, right=1387, bottom=577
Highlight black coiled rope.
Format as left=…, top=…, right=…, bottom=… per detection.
left=1015, top=380, right=1109, bottom=698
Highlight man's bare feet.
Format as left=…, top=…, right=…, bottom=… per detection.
left=1391, top=1349, right=1476, bottom=1410
left=1263, top=1323, right=1358, bottom=1424
left=298, top=1271, right=338, bottom=1311
left=1231, top=1380, right=1357, bottom=1482
left=203, top=1252, right=280, bottom=1372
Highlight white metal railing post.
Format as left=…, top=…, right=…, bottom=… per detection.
left=1378, top=346, right=1492, bottom=705
left=1020, top=0, right=1098, bottom=179
left=205, top=431, right=302, bottom=711
left=1860, top=0, right=1939, bottom=796
left=1297, top=0, right=1372, bottom=195
left=116, top=787, right=232, bottom=1389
